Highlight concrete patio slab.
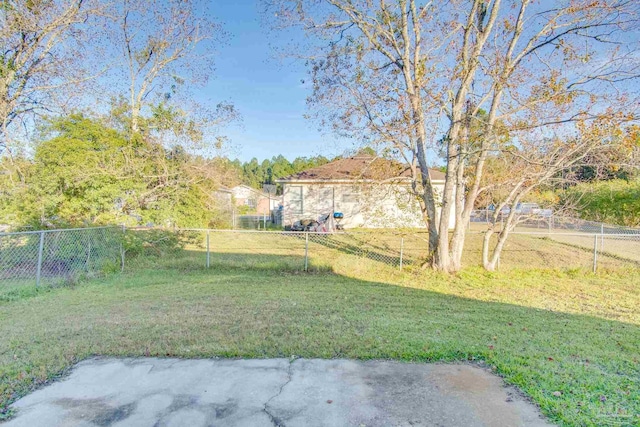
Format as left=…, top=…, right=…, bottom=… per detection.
left=3, top=358, right=552, bottom=427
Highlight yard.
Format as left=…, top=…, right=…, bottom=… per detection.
left=1, top=271, right=639, bottom=426
left=0, top=231, right=639, bottom=426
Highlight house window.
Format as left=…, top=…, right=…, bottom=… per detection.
left=289, top=186, right=303, bottom=214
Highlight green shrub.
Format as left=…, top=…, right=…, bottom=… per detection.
left=123, top=229, right=185, bottom=258
left=561, top=179, right=640, bottom=227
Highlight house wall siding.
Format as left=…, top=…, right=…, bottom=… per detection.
left=281, top=182, right=455, bottom=229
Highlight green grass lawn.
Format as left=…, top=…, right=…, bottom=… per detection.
left=1, top=264, right=639, bottom=426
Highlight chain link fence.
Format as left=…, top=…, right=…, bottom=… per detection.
left=2, top=224, right=639, bottom=293
left=102, top=227, right=640, bottom=275
left=0, top=227, right=122, bottom=290
left=110, top=229, right=431, bottom=280
left=470, top=209, right=640, bottom=235
left=469, top=210, right=640, bottom=270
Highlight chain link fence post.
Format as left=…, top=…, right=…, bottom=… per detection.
left=304, top=232, right=309, bottom=272
left=399, top=237, right=404, bottom=270
left=120, top=225, right=126, bottom=272
left=35, top=231, right=45, bottom=287
left=85, top=230, right=92, bottom=272
left=592, top=234, right=598, bottom=273
left=206, top=230, right=210, bottom=268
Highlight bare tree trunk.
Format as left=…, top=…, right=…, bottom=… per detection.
left=485, top=227, right=513, bottom=271
left=131, top=105, right=140, bottom=136
left=482, top=228, right=495, bottom=269
left=434, top=149, right=458, bottom=271
left=439, top=0, right=503, bottom=272
left=434, top=124, right=460, bottom=272
left=130, top=104, right=140, bottom=135
left=482, top=191, right=525, bottom=270
left=0, top=120, right=24, bottom=183
left=412, top=108, right=439, bottom=255
left=399, top=0, right=439, bottom=257
left=450, top=123, right=469, bottom=271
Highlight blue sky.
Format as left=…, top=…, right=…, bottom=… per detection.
left=201, top=0, right=350, bottom=162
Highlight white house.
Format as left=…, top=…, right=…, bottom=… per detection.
left=275, top=156, right=455, bottom=229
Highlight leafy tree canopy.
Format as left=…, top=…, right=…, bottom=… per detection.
left=0, top=115, right=236, bottom=229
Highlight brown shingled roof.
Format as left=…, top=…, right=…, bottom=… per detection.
left=276, top=156, right=446, bottom=182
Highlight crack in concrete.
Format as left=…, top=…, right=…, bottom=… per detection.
left=263, top=358, right=296, bottom=427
